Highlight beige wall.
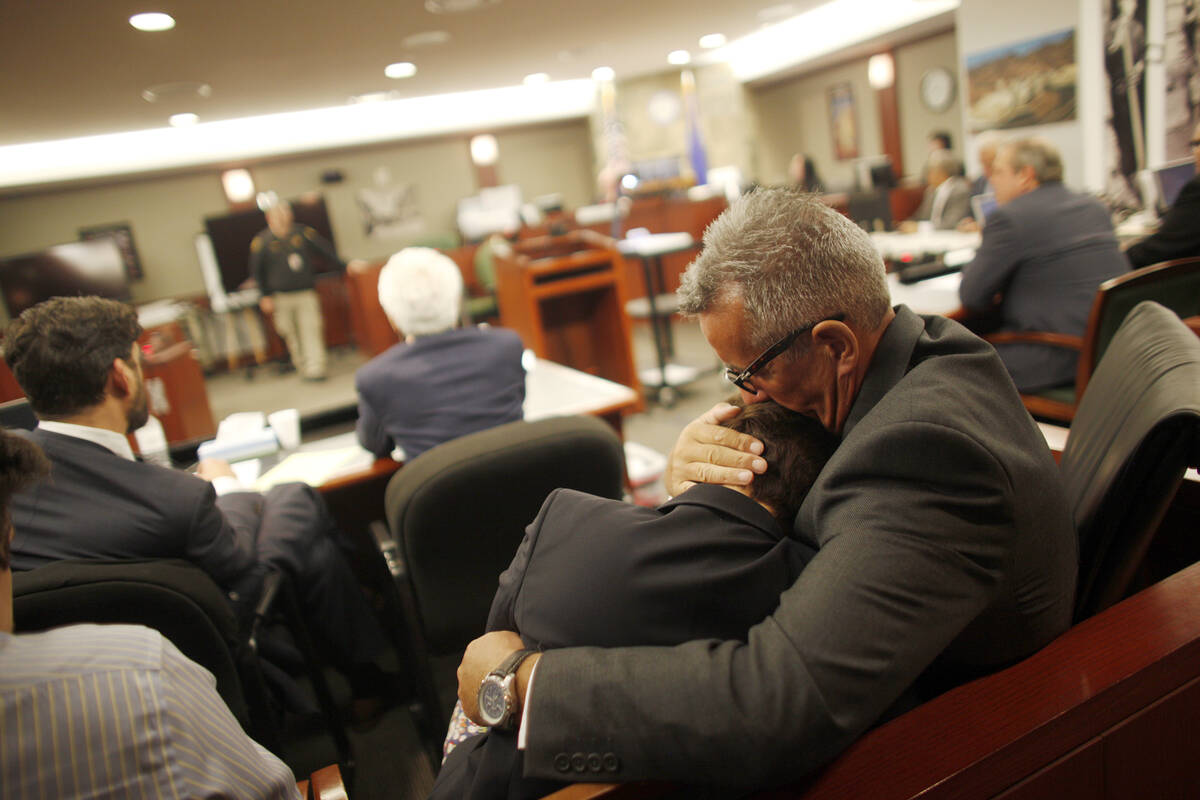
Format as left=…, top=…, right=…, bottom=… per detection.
left=896, top=33, right=962, bottom=179
left=0, top=118, right=594, bottom=306
left=750, top=29, right=962, bottom=189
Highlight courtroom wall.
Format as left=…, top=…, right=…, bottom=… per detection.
left=749, top=29, right=961, bottom=189
left=0, top=118, right=594, bottom=307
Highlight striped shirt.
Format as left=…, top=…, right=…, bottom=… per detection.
left=0, top=623, right=299, bottom=799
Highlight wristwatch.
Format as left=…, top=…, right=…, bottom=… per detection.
left=477, top=648, right=536, bottom=729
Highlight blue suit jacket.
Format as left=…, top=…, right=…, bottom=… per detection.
left=354, top=325, right=526, bottom=460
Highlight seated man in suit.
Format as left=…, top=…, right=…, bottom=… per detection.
left=958, top=137, right=1129, bottom=391
left=431, top=399, right=838, bottom=799
left=1125, top=119, right=1200, bottom=268
left=0, top=430, right=301, bottom=799
left=899, top=150, right=972, bottom=231
left=355, top=246, right=526, bottom=461
left=4, top=296, right=388, bottom=709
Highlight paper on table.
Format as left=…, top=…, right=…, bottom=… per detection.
left=254, top=447, right=375, bottom=492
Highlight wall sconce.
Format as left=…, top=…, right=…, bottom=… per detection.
left=470, top=134, right=499, bottom=166
left=221, top=169, right=256, bottom=205
left=868, top=53, right=895, bottom=90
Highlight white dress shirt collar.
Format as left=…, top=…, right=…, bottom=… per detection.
left=36, top=421, right=136, bottom=462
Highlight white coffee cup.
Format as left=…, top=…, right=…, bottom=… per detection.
left=268, top=408, right=301, bottom=450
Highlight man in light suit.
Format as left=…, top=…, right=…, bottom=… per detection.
left=4, top=297, right=387, bottom=700
left=959, top=137, right=1128, bottom=391
left=354, top=247, right=525, bottom=461
left=901, top=149, right=972, bottom=231
left=1125, top=120, right=1200, bottom=268
left=432, top=401, right=837, bottom=799
left=456, top=189, right=1077, bottom=791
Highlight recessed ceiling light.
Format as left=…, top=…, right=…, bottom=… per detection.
left=667, top=50, right=691, bottom=65
left=169, top=113, right=198, bottom=127
left=402, top=30, right=451, bottom=47
left=699, top=33, right=727, bottom=49
left=129, top=12, right=175, bottom=32
left=385, top=62, right=418, bottom=79
left=757, top=3, right=796, bottom=22
left=523, top=72, right=550, bottom=85
left=591, top=66, right=615, bottom=82
left=424, top=0, right=500, bottom=13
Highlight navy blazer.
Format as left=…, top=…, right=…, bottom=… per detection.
left=354, top=325, right=525, bottom=460
left=1126, top=174, right=1200, bottom=268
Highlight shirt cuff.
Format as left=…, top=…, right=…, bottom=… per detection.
left=517, top=656, right=541, bottom=750
left=210, top=476, right=246, bottom=496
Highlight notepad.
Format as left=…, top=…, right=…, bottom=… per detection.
left=254, top=447, right=375, bottom=492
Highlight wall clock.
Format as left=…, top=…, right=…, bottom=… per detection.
left=920, top=67, right=956, bottom=113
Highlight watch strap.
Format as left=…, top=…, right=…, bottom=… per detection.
left=490, top=648, right=536, bottom=679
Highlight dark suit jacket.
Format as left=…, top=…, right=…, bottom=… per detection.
left=959, top=183, right=1129, bottom=391
left=911, top=177, right=972, bottom=229
left=354, top=325, right=525, bottom=459
left=433, top=485, right=813, bottom=799
left=10, top=429, right=264, bottom=601
left=520, top=307, right=1077, bottom=789
left=1125, top=174, right=1200, bottom=268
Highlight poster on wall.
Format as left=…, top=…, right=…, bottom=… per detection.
left=1103, top=0, right=1147, bottom=209
left=827, top=83, right=859, bottom=160
left=357, top=167, right=425, bottom=240
left=965, top=28, right=1078, bottom=133
left=79, top=222, right=143, bottom=281
left=1162, top=0, right=1200, bottom=160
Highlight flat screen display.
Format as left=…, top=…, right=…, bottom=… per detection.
left=0, top=238, right=132, bottom=318
left=1155, top=160, right=1194, bottom=210
left=203, top=195, right=338, bottom=294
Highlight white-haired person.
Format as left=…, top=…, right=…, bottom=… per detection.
left=354, top=247, right=526, bottom=461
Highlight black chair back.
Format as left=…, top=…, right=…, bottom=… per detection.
left=382, top=414, right=626, bottom=737
left=1062, top=301, right=1200, bottom=621
left=0, top=398, right=37, bottom=431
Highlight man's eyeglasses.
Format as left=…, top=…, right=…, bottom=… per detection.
left=724, top=314, right=845, bottom=391
left=1191, top=138, right=1200, bottom=148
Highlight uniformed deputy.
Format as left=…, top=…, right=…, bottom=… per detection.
left=250, top=196, right=359, bottom=381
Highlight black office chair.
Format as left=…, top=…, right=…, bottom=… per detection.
left=376, top=415, right=626, bottom=758
left=12, top=559, right=354, bottom=778
left=1060, top=301, right=1200, bottom=622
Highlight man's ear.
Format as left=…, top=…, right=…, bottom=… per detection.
left=813, top=320, right=859, bottom=378
left=109, top=357, right=134, bottom=398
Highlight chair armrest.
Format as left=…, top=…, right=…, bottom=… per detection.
left=984, top=330, right=1084, bottom=350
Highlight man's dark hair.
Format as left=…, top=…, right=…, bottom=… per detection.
left=721, top=398, right=838, bottom=527
left=3, top=296, right=142, bottom=418
left=930, top=130, right=953, bottom=150
left=0, top=431, right=49, bottom=569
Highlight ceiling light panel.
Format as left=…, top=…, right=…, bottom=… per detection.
left=129, top=12, right=175, bottom=31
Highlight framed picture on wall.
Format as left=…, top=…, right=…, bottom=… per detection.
left=828, top=83, right=860, bottom=161
left=79, top=222, right=143, bottom=281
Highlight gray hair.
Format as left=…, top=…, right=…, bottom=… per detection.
left=377, top=247, right=463, bottom=336
left=927, top=149, right=964, bottom=178
left=975, top=130, right=1005, bottom=157
left=677, top=188, right=890, bottom=351
left=1004, top=137, right=1064, bottom=184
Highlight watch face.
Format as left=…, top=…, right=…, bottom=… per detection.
left=479, top=678, right=509, bottom=726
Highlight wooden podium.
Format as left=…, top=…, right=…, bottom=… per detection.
left=494, top=230, right=642, bottom=407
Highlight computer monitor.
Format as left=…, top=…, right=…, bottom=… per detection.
left=971, top=193, right=998, bottom=228
left=1155, top=160, right=1194, bottom=211
left=0, top=239, right=133, bottom=318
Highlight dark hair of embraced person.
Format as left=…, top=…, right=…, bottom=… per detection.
left=722, top=396, right=838, bottom=527
left=0, top=432, right=50, bottom=571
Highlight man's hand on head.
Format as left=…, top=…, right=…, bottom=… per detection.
left=195, top=459, right=236, bottom=482
left=664, top=402, right=766, bottom=497
left=458, top=630, right=536, bottom=725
